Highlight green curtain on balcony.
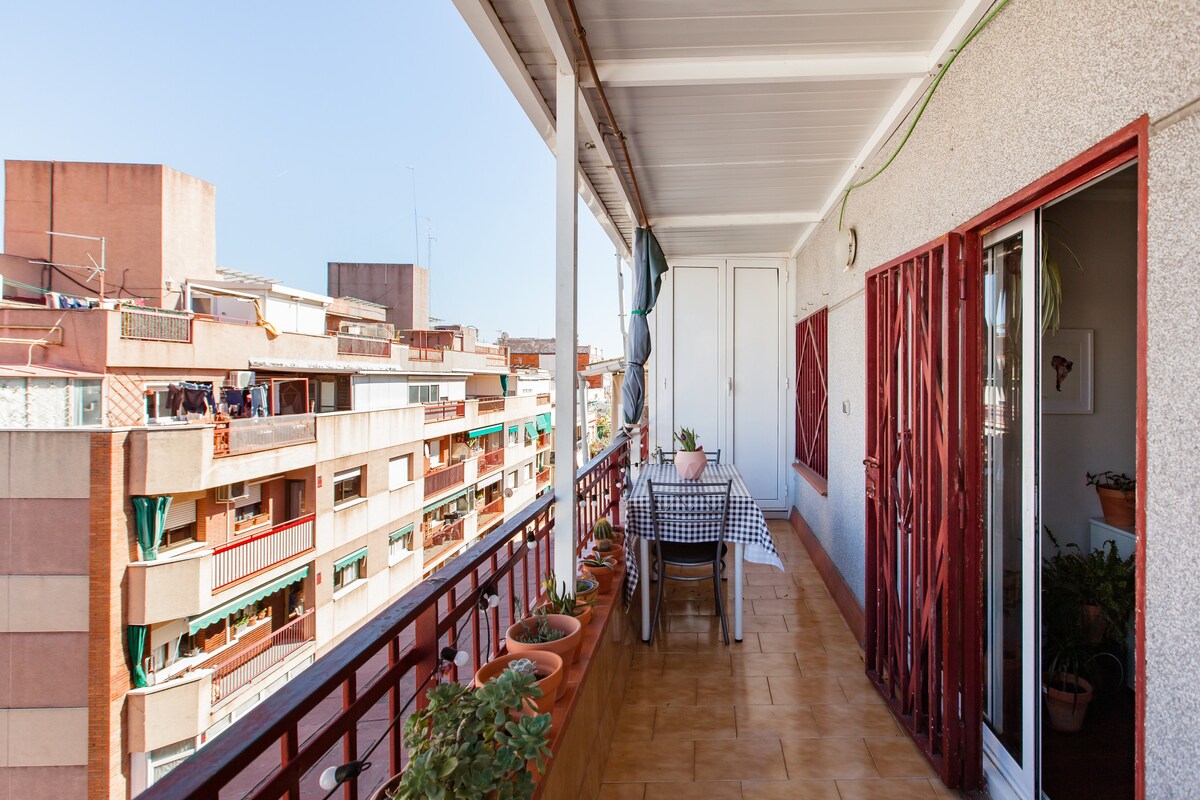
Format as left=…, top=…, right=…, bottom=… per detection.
left=499, top=374, right=508, bottom=396
left=622, top=228, right=669, bottom=428
left=535, top=413, right=552, bottom=433
left=131, top=495, right=172, bottom=561
left=127, top=624, right=149, bottom=688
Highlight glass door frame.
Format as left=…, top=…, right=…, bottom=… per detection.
left=980, top=211, right=1040, bottom=800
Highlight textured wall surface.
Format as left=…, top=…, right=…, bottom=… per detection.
left=789, top=0, right=1200, bottom=794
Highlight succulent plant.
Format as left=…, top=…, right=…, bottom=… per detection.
left=511, top=607, right=567, bottom=645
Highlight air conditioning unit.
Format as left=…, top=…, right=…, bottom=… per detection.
left=216, top=481, right=249, bottom=503
left=228, top=371, right=255, bottom=389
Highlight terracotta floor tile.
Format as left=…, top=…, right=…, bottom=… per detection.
left=661, top=653, right=733, bottom=678
left=751, top=598, right=811, bottom=616
left=669, top=615, right=724, bottom=634
left=624, top=675, right=698, bottom=707
left=818, top=626, right=863, bottom=652
left=654, top=705, right=737, bottom=739
left=616, top=705, right=658, bottom=741
left=780, top=738, right=880, bottom=779
left=644, top=782, right=742, bottom=800
left=755, top=629, right=825, bottom=654
left=927, top=777, right=961, bottom=798
left=810, top=703, right=902, bottom=737
left=740, top=584, right=780, bottom=600
left=739, top=615, right=788, bottom=633
left=695, top=675, right=774, bottom=706
left=864, top=737, right=937, bottom=778
left=834, top=778, right=939, bottom=799
left=694, top=739, right=788, bottom=782
left=744, top=571, right=796, bottom=585
left=648, top=633, right=700, bottom=654
left=695, top=634, right=762, bottom=654
left=731, top=653, right=802, bottom=677
left=735, top=705, right=819, bottom=739
left=837, top=676, right=886, bottom=705
left=796, top=651, right=865, bottom=677
left=767, top=675, right=848, bottom=705
left=598, top=783, right=647, bottom=799
left=804, top=597, right=844, bottom=616
left=741, top=779, right=841, bottom=799
left=665, top=598, right=714, bottom=616
left=603, top=739, right=696, bottom=783
left=771, top=585, right=814, bottom=600
left=782, top=614, right=822, bottom=632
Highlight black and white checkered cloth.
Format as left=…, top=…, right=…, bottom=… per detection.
left=622, top=463, right=784, bottom=602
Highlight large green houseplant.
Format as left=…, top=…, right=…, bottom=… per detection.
left=388, top=669, right=552, bottom=800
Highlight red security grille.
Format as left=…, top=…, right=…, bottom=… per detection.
left=863, top=234, right=980, bottom=789
left=795, top=307, right=829, bottom=479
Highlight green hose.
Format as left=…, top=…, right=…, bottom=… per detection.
left=837, top=0, right=1013, bottom=230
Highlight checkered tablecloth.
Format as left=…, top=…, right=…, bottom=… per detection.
left=622, top=463, right=784, bottom=602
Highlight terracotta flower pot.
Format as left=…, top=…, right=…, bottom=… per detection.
left=582, top=562, right=616, bottom=594
left=593, top=540, right=623, bottom=563
left=475, top=649, right=565, bottom=713
left=506, top=613, right=583, bottom=666
left=367, top=773, right=403, bottom=800
left=1096, top=486, right=1135, bottom=526
left=674, top=448, right=707, bottom=480
left=1043, top=673, right=1094, bottom=733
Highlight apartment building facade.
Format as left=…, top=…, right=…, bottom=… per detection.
left=0, top=160, right=555, bottom=799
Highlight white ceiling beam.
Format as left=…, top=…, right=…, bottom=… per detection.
left=790, top=0, right=999, bottom=257
left=528, top=0, right=576, bottom=76
left=588, top=54, right=929, bottom=88
left=655, top=212, right=821, bottom=230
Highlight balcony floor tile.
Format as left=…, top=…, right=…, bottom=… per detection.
left=598, top=521, right=962, bottom=799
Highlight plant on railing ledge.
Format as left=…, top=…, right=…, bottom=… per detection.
left=541, top=573, right=593, bottom=623
left=389, top=670, right=551, bottom=800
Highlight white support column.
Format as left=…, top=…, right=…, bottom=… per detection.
left=553, top=66, right=580, bottom=593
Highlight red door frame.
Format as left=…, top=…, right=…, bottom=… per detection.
left=954, top=116, right=1149, bottom=798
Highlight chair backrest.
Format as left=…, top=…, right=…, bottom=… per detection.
left=659, top=448, right=722, bottom=465
left=645, top=479, right=733, bottom=543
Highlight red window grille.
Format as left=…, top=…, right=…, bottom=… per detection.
left=795, top=307, right=829, bottom=481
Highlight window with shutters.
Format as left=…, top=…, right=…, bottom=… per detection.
left=795, top=307, right=829, bottom=487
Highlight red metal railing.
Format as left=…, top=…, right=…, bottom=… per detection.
left=120, top=306, right=192, bottom=342
left=536, top=432, right=550, bottom=450
left=477, top=497, right=504, bottom=518
left=423, top=461, right=464, bottom=498
left=407, top=330, right=446, bottom=362
left=140, top=436, right=628, bottom=800
left=639, top=421, right=650, bottom=463
left=337, top=332, right=392, bottom=357
left=795, top=307, right=829, bottom=480
left=536, top=467, right=551, bottom=486
left=421, top=517, right=465, bottom=549
left=475, top=396, right=506, bottom=414
left=205, top=611, right=316, bottom=703
left=478, top=449, right=504, bottom=475
left=212, top=515, right=316, bottom=591
left=423, top=401, right=465, bottom=422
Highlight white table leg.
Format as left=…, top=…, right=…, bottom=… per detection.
left=734, top=542, right=745, bottom=642
left=640, top=537, right=651, bottom=642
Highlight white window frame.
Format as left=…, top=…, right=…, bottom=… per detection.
left=333, top=552, right=367, bottom=593
left=388, top=454, right=413, bottom=491
left=333, top=467, right=364, bottom=509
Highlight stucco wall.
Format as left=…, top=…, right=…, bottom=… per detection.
left=789, top=0, right=1200, bottom=794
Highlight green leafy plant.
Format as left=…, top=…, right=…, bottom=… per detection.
left=1041, top=228, right=1084, bottom=335
left=506, top=658, right=538, bottom=679
left=541, top=573, right=591, bottom=619
left=1086, top=471, right=1136, bottom=493
left=511, top=607, right=567, bottom=645
left=673, top=427, right=699, bottom=452
left=580, top=553, right=615, bottom=570
left=1042, top=529, right=1136, bottom=682
left=392, top=670, right=552, bottom=800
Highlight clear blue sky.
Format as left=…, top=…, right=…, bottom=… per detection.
left=0, top=1, right=627, bottom=356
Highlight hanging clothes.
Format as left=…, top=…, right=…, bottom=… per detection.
left=248, top=385, right=269, bottom=417
left=167, top=383, right=183, bottom=416
left=221, top=387, right=244, bottom=416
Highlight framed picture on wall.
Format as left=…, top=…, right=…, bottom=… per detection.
left=1042, top=328, right=1093, bottom=414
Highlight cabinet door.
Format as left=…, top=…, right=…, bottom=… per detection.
left=729, top=264, right=786, bottom=509
left=666, top=264, right=725, bottom=455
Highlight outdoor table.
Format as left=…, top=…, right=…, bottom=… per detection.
left=623, top=463, right=784, bottom=642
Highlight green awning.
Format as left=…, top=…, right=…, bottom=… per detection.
left=333, top=547, right=368, bottom=572
left=535, top=413, right=552, bottom=433
left=188, top=566, right=308, bottom=634
left=468, top=423, right=503, bottom=439
left=389, top=524, right=415, bottom=542
left=524, top=422, right=538, bottom=440
left=508, top=426, right=519, bottom=435
left=423, top=487, right=471, bottom=514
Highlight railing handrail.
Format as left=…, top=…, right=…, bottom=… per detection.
left=143, top=434, right=629, bottom=800
left=212, top=513, right=316, bottom=556
left=204, top=609, right=315, bottom=675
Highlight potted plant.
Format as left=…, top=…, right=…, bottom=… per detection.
left=382, top=666, right=552, bottom=799
left=672, top=427, right=707, bottom=480
left=580, top=553, right=617, bottom=594
left=575, top=576, right=599, bottom=606
left=542, top=574, right=593, bottom=627
left=593, top=516, right=623, bottom=546
left=473, top=652, right=565, bottom=716
left=1087, top=471, right=1136, bottom=527
left=506, top=603, right=582, bottom=667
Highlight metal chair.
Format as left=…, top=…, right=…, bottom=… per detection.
left=645, top=478, right=733, bottom=645
left=658, top=448, right=721, bottom=465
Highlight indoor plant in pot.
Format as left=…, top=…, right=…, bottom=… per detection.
left=385, top=666, right=552, bottom=800
left=580, top=553, right=617, bottom=594
left=1087, top=470, right=1136, bottom=527
left=505, top=602, right=582, bottom=667
left=672, top=427, right=707, bottom=480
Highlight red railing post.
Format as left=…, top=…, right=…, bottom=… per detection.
left=413, top=604, right=439, bottom=712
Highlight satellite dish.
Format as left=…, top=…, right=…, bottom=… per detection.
left=835, top=227, right=857, bottom=269
left=504, top=488, right=514, bottom=498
